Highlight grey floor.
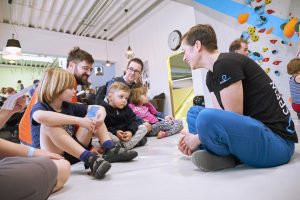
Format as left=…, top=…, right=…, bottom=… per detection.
left=49, top=120, right=300, bottom=200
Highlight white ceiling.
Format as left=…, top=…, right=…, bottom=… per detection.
left=0, top=0, right=165, bottom=67
left=0, top=0, right=163, bottom=41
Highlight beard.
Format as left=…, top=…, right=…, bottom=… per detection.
left=74, top=67, right=89, bottom=85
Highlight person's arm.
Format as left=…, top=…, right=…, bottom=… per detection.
left=219, top=80, right=244, bottom=114
left=33, top=110, right=95, bottom=132
left=144, top=102, right=158, bottom=115
left=0, top=138, right=63, bottom=159
left=0, top=109, right=15, bottom=128
left=210, top=93, right=222, bottom=109
left=127, top=108, right=139, bottom=134
left=33, top=110, right=83, bottom=126
left=295, top=74, right=300, bottom=83
left=0, top=96, right=26, bottom=128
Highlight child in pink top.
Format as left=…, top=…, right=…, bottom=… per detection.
left=129, top=87, right=183, bottom=138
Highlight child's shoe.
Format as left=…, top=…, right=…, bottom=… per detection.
left=134, top=137, right=147, bottom=147
left=157, top=131, right=168, bottom=139
left=102, top=145, right=138, bottom=163
left=88, top=155, right=111, bottom=179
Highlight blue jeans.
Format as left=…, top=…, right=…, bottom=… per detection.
left=187, top=106, right=295, bottom=168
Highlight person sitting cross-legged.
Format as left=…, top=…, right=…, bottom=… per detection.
left=31, top=68, right=138, bottom=179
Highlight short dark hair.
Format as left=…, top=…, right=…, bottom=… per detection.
left=182, top=24, right=218, bottom=53
left=66, top=46, right=94, bottom=67
left=229, top=39, right=248, bottom=53
left=127, top=58, right=144, bottom=71
left=287, top=58, right=300, bottom=75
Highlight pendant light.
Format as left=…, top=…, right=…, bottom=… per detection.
left=104, top=29, right=111, bottom=67
left=3, top=34, right=22, bottom=60
left=124, top=9, right=134, bottom=59
left=3, top=0, right=22, bottom=60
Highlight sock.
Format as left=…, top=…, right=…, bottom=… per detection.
left=79, top=150, right=94, bottom=163
left=102, top=140, right=114, bottom=150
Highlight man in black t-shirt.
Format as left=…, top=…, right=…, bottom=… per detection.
left=178, top=24, right=298, bottom=172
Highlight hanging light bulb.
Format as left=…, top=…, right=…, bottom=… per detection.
left=104, top=29, right=111, bottom=67
left=105, top=60, right=110, bottom=67
left=124, top=9, right=135, bottom=59
left=126, top=46, right=134, bottom=59
left=3, top=33, right=22, bottom=60
left=3, top=1, right=22, bottom=60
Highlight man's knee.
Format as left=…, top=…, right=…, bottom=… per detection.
left=52, top=159, right=70, bottom=192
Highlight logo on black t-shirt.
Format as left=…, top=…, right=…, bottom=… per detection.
left=219, top=75, right=232, bottom=84
left=270, top=82, right=289, bottom=115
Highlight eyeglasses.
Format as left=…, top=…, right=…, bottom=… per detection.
left=77, top=64, right=93, bottom=73
left=127, top=67, right=141, bottom=75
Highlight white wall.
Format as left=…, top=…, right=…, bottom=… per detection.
left=192, top=0, right=299, bottom=109
left=0, top=23, right=111, bottom=61
left=111, top=1, right=196, bottom=115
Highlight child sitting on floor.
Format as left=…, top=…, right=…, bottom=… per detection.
left=287, top=58, right=300, bottom=117
left=31, top=68, right=138, bottom=179
left=129, top=86, right=183, bottom=139
left=101, top=82, right=148, bottom=150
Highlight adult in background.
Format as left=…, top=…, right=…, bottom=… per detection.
left=95, top=58, right=145, bottom=106
left=29, top=79, right=40, bottom=97
left=229, top=38, right=249, bottom=56
left=16, top=80, right=24, bottom=92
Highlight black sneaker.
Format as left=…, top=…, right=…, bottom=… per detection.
left=88, top=155, right=111, bottom=179
left=191, top=150, right=239, bottom=172
left=102, top=145, right=138, bottom=163
left=135, top=137, right=147, bottom=147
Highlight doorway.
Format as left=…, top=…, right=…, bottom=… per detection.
left=167, top=52, right=194, bottom=119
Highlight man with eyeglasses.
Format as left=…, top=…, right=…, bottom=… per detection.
left=106, top=58, right=144, bottom=92
left=94, top=58, right=143, bottom=106
left=19, top=47, right=94, bottom=147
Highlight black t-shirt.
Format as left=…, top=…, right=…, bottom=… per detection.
left=30, top=101, right=88, bottom=148
left=206, top=53, right=298, bottom=143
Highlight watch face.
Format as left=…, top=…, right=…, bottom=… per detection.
left=168, top=30, right=182, bottom=51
